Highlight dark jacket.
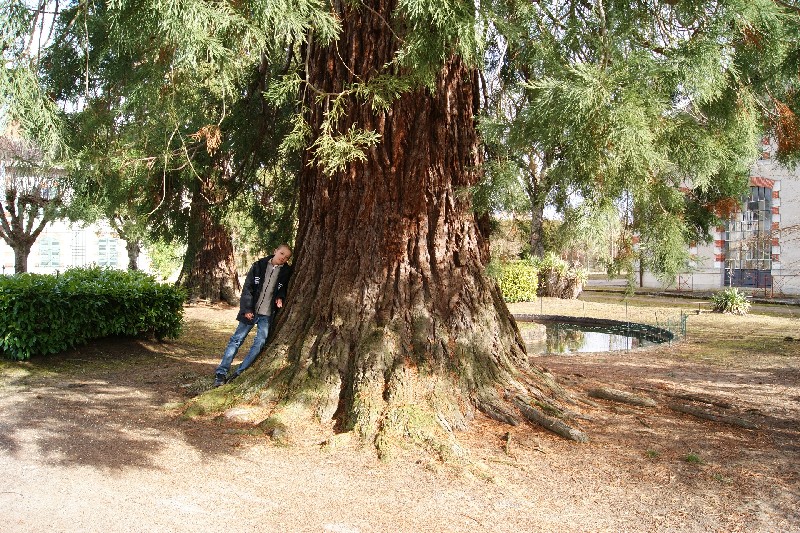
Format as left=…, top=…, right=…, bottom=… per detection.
left=236, top=255, right=292, bottom=324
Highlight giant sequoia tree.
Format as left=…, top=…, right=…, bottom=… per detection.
left=213, top=0, right=587, bottom=452
left=13, top=0, right=800, bottom=451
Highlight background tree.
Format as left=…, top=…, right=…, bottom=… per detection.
left=1, top=2, right=67, bottom=274
left=42, top=0, right=302, bottom=300
left=480, top=0, right=800, bottom=284
left=0, top=131, right=64, bottom=273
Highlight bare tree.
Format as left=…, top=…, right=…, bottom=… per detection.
left=0, top=132, right=63, bottom=273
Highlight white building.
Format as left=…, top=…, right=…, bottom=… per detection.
left=0, top=218, right=150, bottom=276
left=1, top=127, right=151, bottom=276
left=641, top=139, right=800, bottom=296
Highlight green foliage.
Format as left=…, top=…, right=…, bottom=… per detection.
left=311, top=123, right=381, bottom=176
left=532, top=253, right=587, bottom=299
left=711, top=288, right=751, bottom=316
left=493, top=260, right=538, bottom=303
left=145, top=239, right=186, bottom=281
left=479, top=0, right=800, bottom=281
left=547, top=204, right=623, bottom=270
left=0, top=268, right=185, bottom=360
left=395, top=0, right=483, bottom=80
left=471, top=158, right=530, bottom=217
left=532, top=253, right=568, bottom=275
left=0, top=1, right=64, bottom=159
left=41, top=0, right=307, bottom=269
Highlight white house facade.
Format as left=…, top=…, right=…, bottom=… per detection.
left=0, top=218, right=150, bottom=276
left=1, top=127, right=153, bottom=277
left=641, top=139, right=800, bottom=296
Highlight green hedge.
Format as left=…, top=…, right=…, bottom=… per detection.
left=496, top=260, right=538, bottom=303
left=0, top=267, right=185, bottom=360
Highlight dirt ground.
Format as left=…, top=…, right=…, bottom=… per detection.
left=1, top=301, right=798, bottom=532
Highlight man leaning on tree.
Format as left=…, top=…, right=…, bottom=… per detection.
left=212, top=244, right=292, bottom=387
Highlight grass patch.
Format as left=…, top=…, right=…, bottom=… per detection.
left=684, top=452, right=704, bottom=464
left=508, top=296, right=800, bottom=368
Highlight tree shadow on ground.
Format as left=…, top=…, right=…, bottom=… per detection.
left=0, top=316, right=261, bottom=471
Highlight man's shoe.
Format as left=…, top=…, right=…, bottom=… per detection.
left=227, top=371, right=240, bottom=383
left=212, top=374, right=227, bottom=388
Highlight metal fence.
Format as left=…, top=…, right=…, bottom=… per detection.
left=512, top=296, right=691, bottom=351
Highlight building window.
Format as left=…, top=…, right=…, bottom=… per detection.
left=98, top=237, right=118, bottom=268
left=39, top=237, right=61, bottom=268
left=72, top=231, right=86, bottom=266
left=723, top=186, right=773, bottom=288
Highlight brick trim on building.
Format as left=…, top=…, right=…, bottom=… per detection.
left=750, top=176, right=775, bottom=189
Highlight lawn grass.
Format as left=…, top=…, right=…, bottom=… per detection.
left=508, top=294, right=800, bottom=368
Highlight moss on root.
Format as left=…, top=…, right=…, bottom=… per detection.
left=368, top=365, right=472, bottom=462
left=255, top=416, right=291, bottom=445
left=375, top=404, right=450, bottom=461
left=181, top=387, right=240, bottom=419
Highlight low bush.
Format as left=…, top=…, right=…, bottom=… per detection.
left=0, top=267, right=185, bottom=360
left=711, top=287, right=751, bottom=315
left=495, top=260, right=538, bottom=303
left=532, top=253, right=587, bottom=299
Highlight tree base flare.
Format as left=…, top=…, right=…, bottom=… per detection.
left=190, top=346, right=590, bottom=455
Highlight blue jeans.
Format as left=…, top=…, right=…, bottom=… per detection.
left=215, top=315, right=272, bottom=377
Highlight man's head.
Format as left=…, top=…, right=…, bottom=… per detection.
left=270, top=244, right=292, bottom=265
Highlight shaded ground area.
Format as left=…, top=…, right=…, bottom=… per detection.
left=1, top=301, right=798, bottom=532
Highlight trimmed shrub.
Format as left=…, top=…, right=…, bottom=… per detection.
left=496, top=260, right=538, bottom=303
left=0, top=267, right=185, bottom=360
left=532, top=253, right=587, bottom=299
left=711, top=287, right=751, bottom=315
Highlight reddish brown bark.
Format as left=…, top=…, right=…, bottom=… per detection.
left=179, top=179, right=239, bottom=304
left=228, top=0, right=585, bottom=447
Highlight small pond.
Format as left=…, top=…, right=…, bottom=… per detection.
left=516, top=314, right=676, bottom=355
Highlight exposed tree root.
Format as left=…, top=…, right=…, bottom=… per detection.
left=666, top=392, right=732, bottom=409
left=588, top=387, right=658, bottom=407
left=668, top=403, right=759, bottom=429
left=512, top=396, right=589, bottom=443
left=475, top=394, right=518, bottom=426
left=186, top=346, right=591, bottom=456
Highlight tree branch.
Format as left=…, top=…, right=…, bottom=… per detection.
left=774, top=0, right=800, bottom=14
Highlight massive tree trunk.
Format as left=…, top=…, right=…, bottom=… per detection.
left=179, top=178, right=240, bottom=304
left=209, top=0, right=586, bottom=452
